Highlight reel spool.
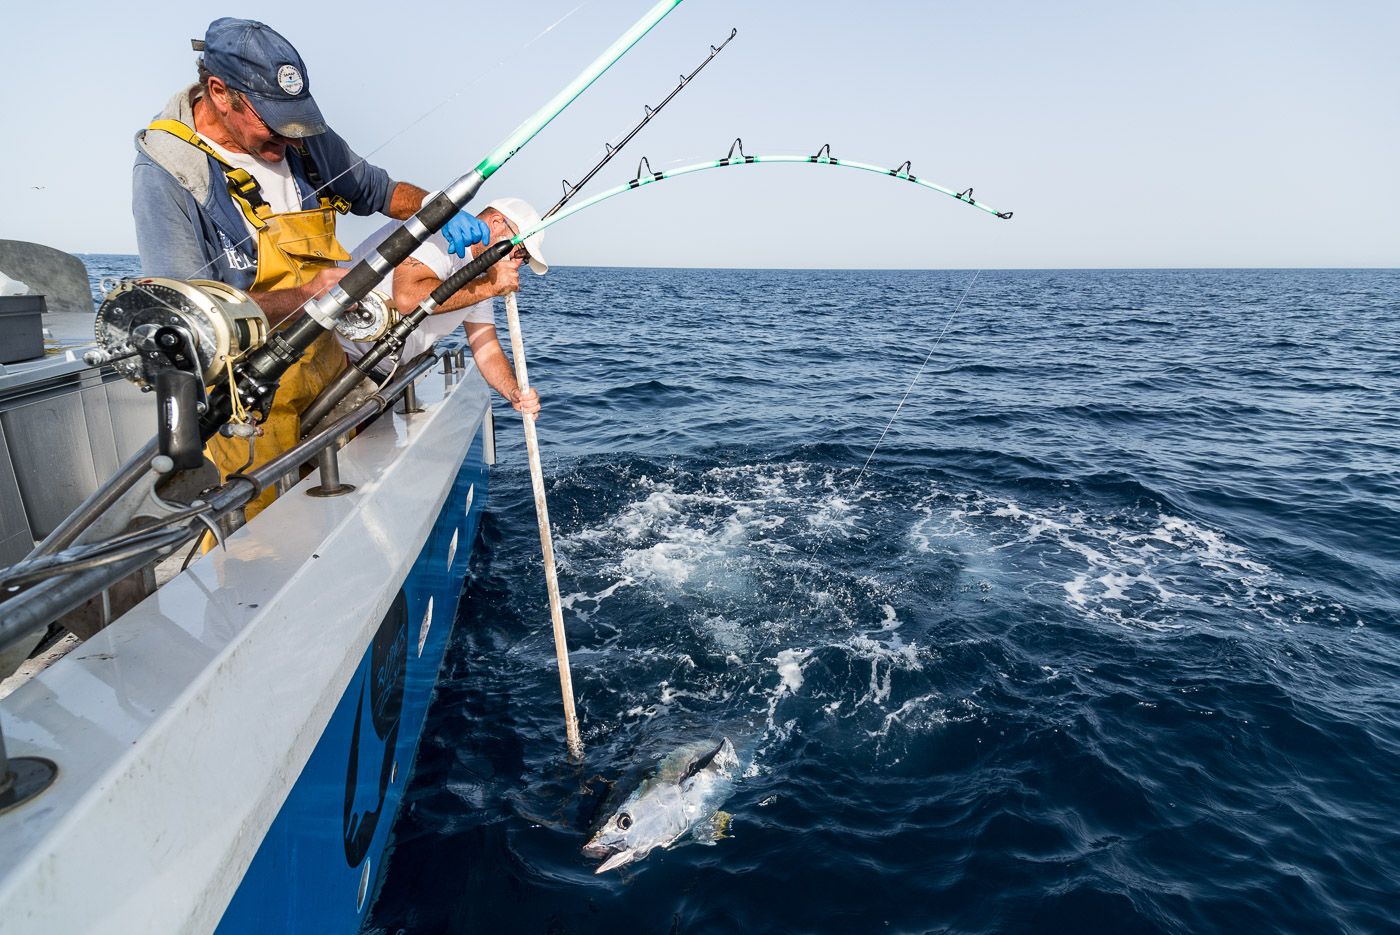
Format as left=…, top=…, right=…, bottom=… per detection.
left=92, top=278, right=269, bottom=388
left=333, top=290, right=397, bottom=343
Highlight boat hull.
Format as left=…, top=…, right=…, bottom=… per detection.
left=0, top=362, right=492, bottom=934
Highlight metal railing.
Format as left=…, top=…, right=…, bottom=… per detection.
left=0, top=350, right=445, bottom=653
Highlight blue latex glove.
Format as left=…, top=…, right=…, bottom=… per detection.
left=442, top=211, right=491, bottom=258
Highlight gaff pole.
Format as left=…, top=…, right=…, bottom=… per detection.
left=199, top=0, right=686, bottom=444
left=502, top=292, right=582, bottom=759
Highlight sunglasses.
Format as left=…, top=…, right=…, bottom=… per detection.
left=499, top=216, right=533, bottom=265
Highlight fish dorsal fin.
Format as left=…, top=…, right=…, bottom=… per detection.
left=680, top=740, right=726, bottom=783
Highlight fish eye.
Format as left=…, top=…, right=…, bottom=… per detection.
left=617, top=813, right=633, bottom=831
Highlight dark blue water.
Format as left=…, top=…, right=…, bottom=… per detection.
left=82, top=261, right=1400, bottom=933
left=364, top=267, right=1400, bottom=935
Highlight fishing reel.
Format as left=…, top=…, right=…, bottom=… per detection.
left=333, top=289, right=397, bottom=343
left=92, top=278, right=270, bottom=471
left=92, top=278, right=270, bottom=389
left=91, top=279, right=396, bottom=472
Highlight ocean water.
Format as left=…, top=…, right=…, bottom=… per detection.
left=81, top=261, right=1400, bottom=933
left=362, top=267, right=1400, bottom=934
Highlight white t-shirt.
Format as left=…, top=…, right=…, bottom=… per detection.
left=338, top=220, right=494, bottom=364
left=201, top=137, right=302, bottom=244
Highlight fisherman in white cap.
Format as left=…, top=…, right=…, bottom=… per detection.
left=341, top=197, right=548, bottom=418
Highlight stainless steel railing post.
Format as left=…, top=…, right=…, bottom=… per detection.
left=0, top=716, right=58, bottom=814
left=307, top=444, right=355, bottom=498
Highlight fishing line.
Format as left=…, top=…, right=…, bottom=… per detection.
left=854, top=268, right=986, bottom=486
left=713, top=229, right=1005, bottom=740
left=782, top=265, right=990, bottom=603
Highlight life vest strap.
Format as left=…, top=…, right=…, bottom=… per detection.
left=147, top=119, right=272, bottom=229
left=146, top=118, right=354, bottom=222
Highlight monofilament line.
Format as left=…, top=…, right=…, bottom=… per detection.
left=853, top=267, right=982, bottom=488
left=788, top=265, right=989, bottom=608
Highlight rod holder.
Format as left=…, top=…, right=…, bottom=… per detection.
left=307, top=445, right=355, bottom=498
left=442, top=352, right=457, bottom=374
left=400, top=381, right=423, bottom=414
left=0, top=719, right=59, bottom=816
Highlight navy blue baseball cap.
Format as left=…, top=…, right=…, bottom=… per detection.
left=195, top=18, right=326, bottom=138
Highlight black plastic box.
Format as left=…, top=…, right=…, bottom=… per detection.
left=0, top=295, right=46, bottom=364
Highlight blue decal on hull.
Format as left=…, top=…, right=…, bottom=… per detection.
left=343, top=589, right=407, bottom=867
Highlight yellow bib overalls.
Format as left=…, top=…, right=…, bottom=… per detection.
left=148, top=119, right=353, bottom=520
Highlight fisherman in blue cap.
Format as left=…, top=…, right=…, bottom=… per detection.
left=132, top=17, right=493, bottom=518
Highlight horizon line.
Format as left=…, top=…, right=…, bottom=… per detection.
left=68, top=253, right=1400, bottom=274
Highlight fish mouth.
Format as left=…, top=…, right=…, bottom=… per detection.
left=582, top=836, right=638, bottom=873
left=581, top=839, right=616, bottom=860
left=594, top=849, right=637, bottom=874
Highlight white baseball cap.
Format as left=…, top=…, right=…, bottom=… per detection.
left=485, top=197, right=549, bottom=275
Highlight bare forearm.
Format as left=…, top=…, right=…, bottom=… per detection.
left=250, top=285, right=327, bottom=325
left=249, top=268, right=350, bottom=325
left=470, top=330, right=521, bottom=401
left=466, top=322, right=539, bottom=417
left=393, top=257, right=505, bottom=314
left=386, top=182, right=429, bottom=220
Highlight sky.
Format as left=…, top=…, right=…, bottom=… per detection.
left=2, top=0, right=1396, bottom=269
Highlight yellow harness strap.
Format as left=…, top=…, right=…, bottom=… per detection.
left=146, top=118, right=353, bottom=291
left=147, top=119, right=271, bottom=230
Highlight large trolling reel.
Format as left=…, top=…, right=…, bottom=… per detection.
left=91, top=278, right=397, bottom=379
left=92, top=278, right=270, bottom=471
left=90, top=278, right=396, bottom=472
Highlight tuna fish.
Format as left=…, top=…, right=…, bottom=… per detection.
left=583, top=737, right=739, bottom=873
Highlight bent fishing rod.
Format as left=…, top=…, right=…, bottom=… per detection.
left=535, top=139, right=1014, bottom=233
left=192, top=0, right=687, bottom=455
left=301, top=27, right=740, bottom=434
left=346, top=139, right=1016, bottom=333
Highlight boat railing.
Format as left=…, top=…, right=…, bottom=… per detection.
left=0, top=348, right=447, bottom=659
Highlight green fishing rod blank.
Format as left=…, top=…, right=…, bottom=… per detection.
left=476, top=0, right=685, bottom=178
left=511, top=144, right=1013, bottom=248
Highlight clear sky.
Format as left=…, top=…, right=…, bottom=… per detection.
left=3, top=0, right=1396, bottom=269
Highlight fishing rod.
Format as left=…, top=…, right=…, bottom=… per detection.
left=192, top=0, right=687, bottom=454
left=548, top=27, right=737, bottom=218
left=351, top=139, right=1015, bottom=318
left=1, top=0, right=686, bottom=646
left=531, top=139, right=1014, bottom=238
left=300, top=28, right=740, bottom=435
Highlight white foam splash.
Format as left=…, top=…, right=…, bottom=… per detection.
left=910, top=487, right=1284, bottom=630
left=773, top=648, right=808, bottom=695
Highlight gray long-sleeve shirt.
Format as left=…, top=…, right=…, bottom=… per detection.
left=132, top=85, right=396, bottom=289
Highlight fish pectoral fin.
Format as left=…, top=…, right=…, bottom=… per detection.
left=692, top=810, right=734, bottom=844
